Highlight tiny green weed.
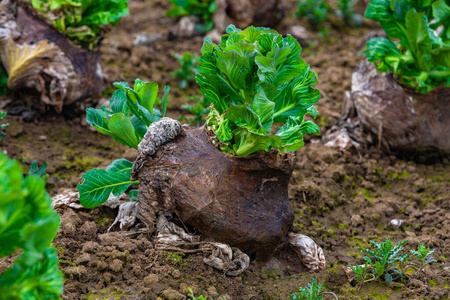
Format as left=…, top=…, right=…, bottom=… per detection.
left=172, top=51, right=198, bottom=89
left=295, top=0, right=331, bottom=36
left=289, top=278, right=338, bottom=299
left=349, top=258, right=376, bottom=289
left=408, top=243, right=438, bottom=272
left=181, top=96, right=211, bottom=126
left=351, top=239, right=438, bottom=287
left=166, top=0, right=217, bottom=32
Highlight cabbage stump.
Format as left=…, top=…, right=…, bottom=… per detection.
left=132, top=118, right=295, bottom=261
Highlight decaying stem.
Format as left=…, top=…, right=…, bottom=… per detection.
left=131, top=117, right=184, bottom=180
left=0, top=0, right=102, bottom=112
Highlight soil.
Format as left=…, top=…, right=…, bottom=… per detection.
left=1, top=0, right=449, bottom=299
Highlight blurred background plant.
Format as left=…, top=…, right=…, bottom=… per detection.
left=295, top=0, right=362, bottom=36
left=172, top=51, right=198, bottom=89
left=166, top=0, right=217, bottom=32
left=179, top=96, right=211, bottom=126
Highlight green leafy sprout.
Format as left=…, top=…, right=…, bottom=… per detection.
left=364, top=0, right=450, bottom=93
left=358, top=239, right=409, bottom=284
left=180, top=95, right=212, bottom=126
left=166, top=0, right=217, bottom=32
left=336, top=0, right=363, bottom=26
left=348, top=258, right=376, bottom=289
left=0, top=152, right=63, bottom=299
left=352, top=239, right=438, bottom=287
left=30, top=0, right=129, bottom=49
left=0, top=111, right=8, bottom=142
left=172, top=51, right=198, bottom=89
left=289, top=278, right=338, bottom=300
left=295, top=0, right=362, bottom=35
left=196, top=25, right=321, bottom=157
left=408, top=243, right=438, bottom=272
left=296, top=0, right=332, bottom=35
left=79, top=79, right=170, bottom=208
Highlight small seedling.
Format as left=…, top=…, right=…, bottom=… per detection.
left=181, top=96, right=211, bottom=126
left=353, top=239, right=438, bottom=287
left=358, top=239, right=409, bottom=284
left=28, top=160, right=49, bottom=182
left=172, top=51, right=198, bottom=89
left=349, top=258, right=376, bottom=289
left=0, top=111, right=8, bottom=141
left=79, top=79, right=171, bottom=209
left=408, top=243, right=437, bottom=272
left=336, top=0, right=362, bottom=26
left=289, top=278, right=338, bottom=300
left=295, top=0, right=331, bottom=36
left=166, top=0, right=217, bottom=32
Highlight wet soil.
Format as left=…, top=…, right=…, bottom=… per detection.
left=1, top=0, right=449, bottom=299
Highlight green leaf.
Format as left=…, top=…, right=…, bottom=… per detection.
left=216, top=50, right=250, bottom=90
left=232, top=128, right=281, bottom=157
left=134, top=79, right=159, bottom=116
left=78, top=168, right=139, bottom=209
left=250, top=87, right=275, bottom=132
left=105, top=159, right=134, bottom=177
left=28, top=161, right=48, bottom=178
left=128, top=189, right=138, bottom=201
left=216, top=118, right=233, bottom=141
left=0, top=153, right=63, bottom=298
left=273, top=66, right=321, bottom=123
left=108, top=114, right=139, bottom=149
left=225, top=104, right=267, bottom=135
left=110, top=89, right=129, bottom=114
left=0, top=247, right=63, bottom=299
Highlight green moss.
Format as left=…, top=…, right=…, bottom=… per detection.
left=324, top=229, right=336, bottom=238
left=96, top=215, right=113, bottom=227
left=363, top=189, right=375, bottom=202
left=439, top=255, right=447, bottom=262
left=369, top=288, right=392, bottom=299
left=86, top=287, right=126, bottom=299
left=428, top=279, right=439, bottom=288
left=337, top=223, right=349, bottom=230
left=263, top=269, right=280, bottom=279
left=389, top=171, right=411, bottom=180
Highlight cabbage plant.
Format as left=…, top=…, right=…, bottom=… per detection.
left=197, top=25, right=321, bottom=157
left=0, top=153, right=63, bottom=299
left=78, top=80, right=169, bottom=208
left=365, top=0, right=450, bottom=93
left=30, top=0, right=129, bottom=48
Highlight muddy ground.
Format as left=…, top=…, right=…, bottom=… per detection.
left=1, top=0, right=449, bottom=299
